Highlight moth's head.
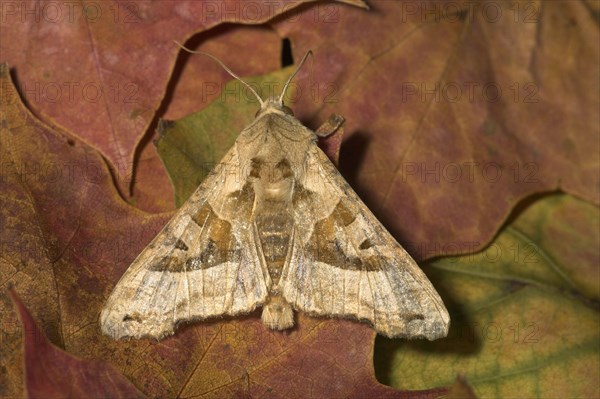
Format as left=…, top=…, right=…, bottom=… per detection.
left=254, top=50, right=312, bottom=118
left=255, top=98, right=294, bottom=118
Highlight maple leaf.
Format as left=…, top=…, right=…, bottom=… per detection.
left=0, top=0, right=365, bottom=199
left=0, top=62, right=166, bottom=397
left=266, top=0, right=600, bottom=255
left=2, top=0, right=599, bottom=398
left=8, top=289, right=146, bottom=399
left=0, top=61, right=445, bottom=398
left=379, top=194, right=600, bottom=397
left=128, top=0, right=599, bottom=258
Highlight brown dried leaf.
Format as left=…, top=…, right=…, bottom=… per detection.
left=0, top=60, right=446, bottom=398
left=8, top=289, right=146, bottom=399
left=0, top=0, right=344, bottom=197
left=0, top=61, right=168, bottom=398
left=268, top=0, right=600, bottom=258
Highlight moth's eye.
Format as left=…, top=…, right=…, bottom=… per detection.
left=281, top=105, right=294, bottom=115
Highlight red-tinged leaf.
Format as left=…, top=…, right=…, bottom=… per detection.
left=0, top=0, right=359, bottom=198
left=0, top=59, right=445, bottom=398
left=8, top=288, right=146, bottom=399
left=162, top=318, right=447, bottom=399
left=267, top=0, right=600, bottom=259
left=0, top=61, right=167, bottom=398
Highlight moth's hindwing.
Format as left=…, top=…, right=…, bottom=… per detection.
left=280, top=146, right=450, bottom=340
left=100, top=148, right=269, bottom=340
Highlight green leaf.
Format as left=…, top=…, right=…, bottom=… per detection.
left=376, top=193, right=600, bottom=398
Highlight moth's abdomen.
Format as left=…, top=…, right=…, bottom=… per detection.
left=255, top=201, right=293, bottom=286
left=256, top=208, right=295, bottom=330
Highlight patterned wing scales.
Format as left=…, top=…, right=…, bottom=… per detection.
left=101, top=148, right=268, bottom=339
left=281, top=147, right=449, bottom=340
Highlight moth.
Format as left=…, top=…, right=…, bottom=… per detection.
left=100, top=49, right=450, bottom=341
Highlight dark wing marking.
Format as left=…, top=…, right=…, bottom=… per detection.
left=101, top=147, right=269, bottom=339
left=280, top=146, right=449, bottom=340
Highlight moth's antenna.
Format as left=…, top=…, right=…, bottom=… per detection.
left=174, top=41, right=264, bottom=107
left=278, top=50, right=313, bottom=106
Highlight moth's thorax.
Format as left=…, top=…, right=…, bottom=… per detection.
left=250, top=153, right=294, bottom=200
left=237, top=100, right=316, bottom=190
left=244, top=102, right=300, bottom=297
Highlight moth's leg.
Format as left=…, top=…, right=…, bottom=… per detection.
left=315, top=114, right=345, bottom=138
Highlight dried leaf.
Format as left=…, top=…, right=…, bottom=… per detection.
left=0, top=0, right=354, bottom=196
left=378, top=194, right=600, bottom=398
left=0, top=60, right=447, bottom=399
left=8, top=289, right=146, bottom=399
left=0, top=61, right=167, bottom=398
left=268, top=0, right=600, bottom=257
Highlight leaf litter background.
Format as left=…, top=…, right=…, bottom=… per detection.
left=1, top=1, right=599, bottom=398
